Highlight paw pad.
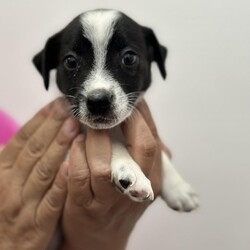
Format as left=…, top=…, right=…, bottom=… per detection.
left=119, top=179, right=132, bottom=189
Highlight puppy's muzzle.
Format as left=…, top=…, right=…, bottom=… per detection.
left=86, top=89, right=114, bottom=115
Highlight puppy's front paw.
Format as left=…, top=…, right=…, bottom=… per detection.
left=162, top=181, right=199, bottom=212
left=111, top=164, right=154, bottom=202
left=111, top=165, right=136, bottom=191
left=127, top=176, right=154, bottom=202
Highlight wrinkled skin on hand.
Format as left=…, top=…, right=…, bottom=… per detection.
left=61, top=100, right=171, bottom=250
left=0, top=98, right=80, bottom=250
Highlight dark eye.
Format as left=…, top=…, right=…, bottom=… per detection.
left=122, top=51, right=138, bottom=66
left=64, top=55, right=77, bottom=69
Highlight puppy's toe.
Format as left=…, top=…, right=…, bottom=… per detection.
left=162, top=182, right=199, bottom=212
left=119, top=178, right=132, bottom=189
left=111, top=166, right=136, bottom=192
left=127, top=178, right=154, bottom=202
left=111, top=163, right=154, bottom=202
left=128, top=188, right=154, bottom=201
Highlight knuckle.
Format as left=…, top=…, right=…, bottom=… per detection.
left=55, top=132, right=70, bottom=148
left=137, top=138, right=157, bottom=159
left=35, top=160, right=53, bottom=182
left=54, top=178, right=65, bottom=192
left=1, top=200, right=21, bottom=226
left=91, top=165, right=111, bottom=182
left=70, top=168, right=90, bottom=183
left=16, top=127, right=30, bottom=144
left=27, top=137, right=45, bottom=156
left=45, top=194, right=60, bottom=212
left=54, top=180, right=66, bottom=197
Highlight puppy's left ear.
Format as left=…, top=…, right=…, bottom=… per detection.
left=33, top=31, right=62, bottom=90
left=142, top=27, right=167, bottom=79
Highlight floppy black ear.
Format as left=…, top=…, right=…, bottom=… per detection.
left=33, top=31, right=62, bottom=90
left=142, top=27, right=167, bottom=79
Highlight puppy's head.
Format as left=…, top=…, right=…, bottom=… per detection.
left=33, top=9, right=167, bottom=129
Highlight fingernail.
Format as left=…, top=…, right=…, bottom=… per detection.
left=63, top=118, right=79, bottom=135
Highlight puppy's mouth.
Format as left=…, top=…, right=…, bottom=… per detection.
left=68, top=89, right=141, bottom=129
left=90, top=114, right=118, bottom=128
left=77, top=112, right=122, bottom=129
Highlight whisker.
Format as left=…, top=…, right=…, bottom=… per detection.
left=69, top=86, right=84, bottom=92
left=65, top=94, right=77, bottom=100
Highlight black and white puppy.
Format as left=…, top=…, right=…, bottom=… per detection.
left=33, top=9, right=198, bottom=211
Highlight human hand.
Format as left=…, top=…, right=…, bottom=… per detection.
left=61, top=99, right=168, bottom=250
left=0, top=98, right=80, bottom=250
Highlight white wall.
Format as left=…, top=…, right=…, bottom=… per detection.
left=1, top=0, right=250, bottom=249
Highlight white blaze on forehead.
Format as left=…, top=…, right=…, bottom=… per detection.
left=80, top=10, right=120, bottom=70
left=79, top=10, right=130, bottom=128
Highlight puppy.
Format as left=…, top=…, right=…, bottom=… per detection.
left=33, top=9, right=198, bottom=212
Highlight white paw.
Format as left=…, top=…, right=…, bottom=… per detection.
left=126, top=176, right=154, bottom=202
left=162, top=182, right=199, bottom=212
left=111, top=162, right=154, bottom=202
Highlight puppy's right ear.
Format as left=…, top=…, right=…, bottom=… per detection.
left=33, top=31, right=62, bottom=90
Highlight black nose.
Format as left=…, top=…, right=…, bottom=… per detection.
left=86, top=89, right=114, bottom=115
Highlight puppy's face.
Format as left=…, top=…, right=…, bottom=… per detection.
left=33, top=9, right=167, bottom=129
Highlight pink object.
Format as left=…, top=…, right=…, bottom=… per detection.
left=0, top=109, right=20, bottom=144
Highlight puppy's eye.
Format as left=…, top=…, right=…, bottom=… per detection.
left=64, top=55, right=77, bottom=69
left=122, top=52, right=138, bottom=66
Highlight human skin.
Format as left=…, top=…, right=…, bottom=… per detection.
left=0, top=98, right=80, bottom=250
left=61, top=100, right=170, bottom=250
left=0, top=98, right=170, bottom=250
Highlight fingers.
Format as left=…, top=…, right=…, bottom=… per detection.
left=35, top=162, right=68, bottom=230
left=136, top=99, right=172, bottom=158
left=133, top=100, right=168, bottom=195
left=0, top=100, right=52, bottom=168
left=67, top=134, right=92, bottom=207
left=12, top=98, right=72, bottom=184
left=22, top=117, right=80, bottom=201
left=160, top=141, right=172, bottom=159
left=122, top=109, right=157, bottom=177
left=85, top=129, right=115, bottom=204
left=136, top=99, right=159, bottom=139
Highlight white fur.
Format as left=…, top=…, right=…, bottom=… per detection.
left=46, top=9, right=199, bottom=249
left=78, top=72, right=132, bottom=129
left=80, top=10, right=120, bottom=71
left=79, top=10, right=134, bottom=129
left=110, top=127, right=154, bottom=201
left=108, top=128, right=198, bottom=207
left=79, top=10, right=199, bottom=208
left=161, top=153, right=199, bottom=211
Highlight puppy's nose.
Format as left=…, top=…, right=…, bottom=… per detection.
left=86, top=89, right=114, bottom=115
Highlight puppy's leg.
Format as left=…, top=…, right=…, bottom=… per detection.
left=110, top=128, right=154, bottom=202
left=161, top=152, right=199, bottom=212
